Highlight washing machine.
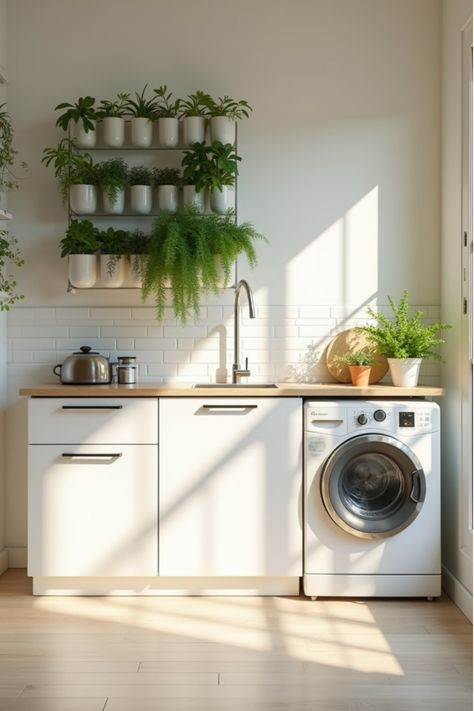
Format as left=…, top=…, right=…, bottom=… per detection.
left=304, top=399, right=440, bottom=598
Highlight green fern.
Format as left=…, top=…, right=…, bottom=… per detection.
left=142, top=206, right=266, bottom=323
left=360, top=291, right=450, bottom=360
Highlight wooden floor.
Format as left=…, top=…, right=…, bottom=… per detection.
left=0, top=570, right=471, bottom=711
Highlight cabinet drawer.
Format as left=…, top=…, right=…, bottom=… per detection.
left=28, top=397, right=158, bottom=444
left=28, top=443, right=158, bottom=576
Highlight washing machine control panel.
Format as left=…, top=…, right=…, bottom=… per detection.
left=352, top=408, right=392, bottom=428
left=351, top=407, right=432, bottom=431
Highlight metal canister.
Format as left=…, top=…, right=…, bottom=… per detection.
left=117, top=356, right=137, bottom=384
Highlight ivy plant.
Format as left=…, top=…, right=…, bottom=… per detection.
left=0, top=229, right=24, bottom=310
left=0, top=103, right=27, bottom=192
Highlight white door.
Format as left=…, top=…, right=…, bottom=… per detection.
left=28, top=444, right=158, bottom=576
left=159, top=398, right=302, bottom=576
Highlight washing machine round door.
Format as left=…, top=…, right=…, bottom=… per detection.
left=320, top=434, right=426, bottom=539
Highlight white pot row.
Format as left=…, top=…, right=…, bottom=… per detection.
left=68, top=254, right=144, bottom=289
left=72, top=115, right=236, bottom=149
left=69, top=184, right=235, bottom=215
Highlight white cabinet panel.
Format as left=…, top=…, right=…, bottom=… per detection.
left=28, top=444, right=158, bottom=576
left=28, top=398, right=158, bottom=444
left=159, top=398, right=302, bottom=577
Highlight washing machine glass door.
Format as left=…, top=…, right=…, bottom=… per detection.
left=321, top=434, right=426, bottom=539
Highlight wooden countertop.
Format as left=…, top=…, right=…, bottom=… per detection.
left=19, top=382, right=444, bottom=398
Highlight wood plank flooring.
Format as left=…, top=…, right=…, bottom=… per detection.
left=0, top=569, right=471, bottom=711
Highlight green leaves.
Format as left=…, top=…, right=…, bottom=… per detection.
left=142, top=206, right=265, bottom=323
left=54, top=96, right=97, bottom=132
left=153, top=85, right=182, bottom=118
left=124, top=85, right=159, bottom=119
left=207, top=95, right=253, bottom=119
left=42, top=139, right=97, bottom=203
left=336, top=350, right=375, bottom=366
left=179, top=91, right=213, bottom=118
left=95, top=157, right=128, bottom=204
left=0, top=229, right=24, bottom=311
left=60, top=220, right=99, bottom=257
left=181, top=141, right=241, bottom=192
left=361, top=291, right=451, bottom=360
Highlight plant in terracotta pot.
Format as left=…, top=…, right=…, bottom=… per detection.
left=95, top=157, right=129, bottom=214
left=142, top=205, right=266, bottom=323
left=359, top=291, right=450, bottom=386
left=335, top=350, right=375, bottom=386
left=42, top=138, right=98, bottom=211
left=207, top=94, right=252, bottom=143
left=54, top=95, right=98, bottom=147
left=0, top=229, right=24, bottom=310
left=59, top=219, right=99, bottom=289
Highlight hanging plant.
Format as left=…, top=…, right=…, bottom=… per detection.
left=142, top=205, right=266, bottom=323
left=0, top=103, right=27, bottom=193
left=0, top=229, right=24, bottom=310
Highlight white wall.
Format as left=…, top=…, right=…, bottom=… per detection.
left=3, top=0, right=442, bottom=550
left=0, top=0, right=8, bottom=567
left=440, top=0, right=472, bottom=618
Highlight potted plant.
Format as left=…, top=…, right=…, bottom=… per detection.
left=42, top=138, right=98, bottom=213
left=97, top=226, right=130, bottom=287
left=129, top=165, right=153, bottom=214
left=95, top=157, right=129, bottom=214
left=59, top=219, right=99, bottom=288
left=151, top=166, right=181, bottom=212
left=181, top=141, right=241, bottom=214
left=207, top=94, right=252, bottom=144
left=54, top=95, right=98, bottom=148
left=179, top=90, right=212, bottom=146
left=142, top=205, right=265, bottom=323
left=180, top=142, right=207, bottom=210
left=96, top=92, right=129, bottom=147
left=124, top=85, right=158, bottom=147
left=153, top=85, right=181, bottom=147
left=359, top=291, right=450, bottom=386
left=125, top=228, right=150, bottom=288
left=0, top=229, right=24, bottom=310
left=335, top=351, right=375, bottom=387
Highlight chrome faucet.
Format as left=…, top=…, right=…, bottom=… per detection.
left=232, top=279, right=256, bottom=383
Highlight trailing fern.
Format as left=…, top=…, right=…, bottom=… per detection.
left=142, top=206, right=265, bottom=323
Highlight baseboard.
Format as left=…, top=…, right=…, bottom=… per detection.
left=7, top=547, right=27, bottom=568
left=0, top=548, right=8, bottom=575
left=442, top=565, right=473, bottom=622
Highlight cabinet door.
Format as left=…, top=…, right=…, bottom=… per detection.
left=28, top=444, right=158, bottom=576
left=159, top=398, right=302, bottom=576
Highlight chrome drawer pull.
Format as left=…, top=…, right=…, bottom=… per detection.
left=61, top=453, right=123, bottom=458
left=61, top=405, right=123, bottom=410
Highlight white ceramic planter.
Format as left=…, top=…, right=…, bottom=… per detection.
left=68, top=254, right=97, bottom=288
left=127, top=255, right=146, bottom=288
left=100, top=254, right=125, bottom=288
left=130, top=117, right=153, bottom=147
left=183, top=116, right=206, bottom=146
left=72, top=121, right=96, bottom=148
left=158, top=117, right=179, bottom=147
left=182, top=185, right=205, bottom=211
left=210, top=186, right=235, bottom=214
left=102, top=189, right=125, bottom=215
left=210, top=116, right=236, bottom=144
left=102, top=117, right=125, bottom=147
left=69, top=184, right=97, bottom=214
left=387, top=358, right=423, bottom=387
left=158, top=185, right=178, bottom=212
left=130, top=185, right=152, bottom=214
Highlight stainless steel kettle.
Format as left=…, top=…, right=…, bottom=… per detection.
left=53, top=346, right=112, bottom=384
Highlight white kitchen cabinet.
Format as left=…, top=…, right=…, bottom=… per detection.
left=159, top=397, right=302, bottom=577
left=28, top=398, right=158, bottom=577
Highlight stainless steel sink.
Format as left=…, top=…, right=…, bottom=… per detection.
left=193, top=383, right=279, bottom=389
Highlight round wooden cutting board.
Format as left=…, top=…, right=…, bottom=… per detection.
left=326, top=328, right=389, bottom=384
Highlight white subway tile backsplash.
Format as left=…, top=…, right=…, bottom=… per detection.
left=6, top=303, right=442, bottom=385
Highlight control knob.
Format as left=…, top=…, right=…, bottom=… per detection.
left=357, top=413, right=368, bottom=425
left=373, top=409, right=386, bottom=422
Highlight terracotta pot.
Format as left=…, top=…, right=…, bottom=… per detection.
left=349, top=365, right=371, bottom=386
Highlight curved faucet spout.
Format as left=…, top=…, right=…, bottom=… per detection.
left=232, top=280, right=256, bottom=383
